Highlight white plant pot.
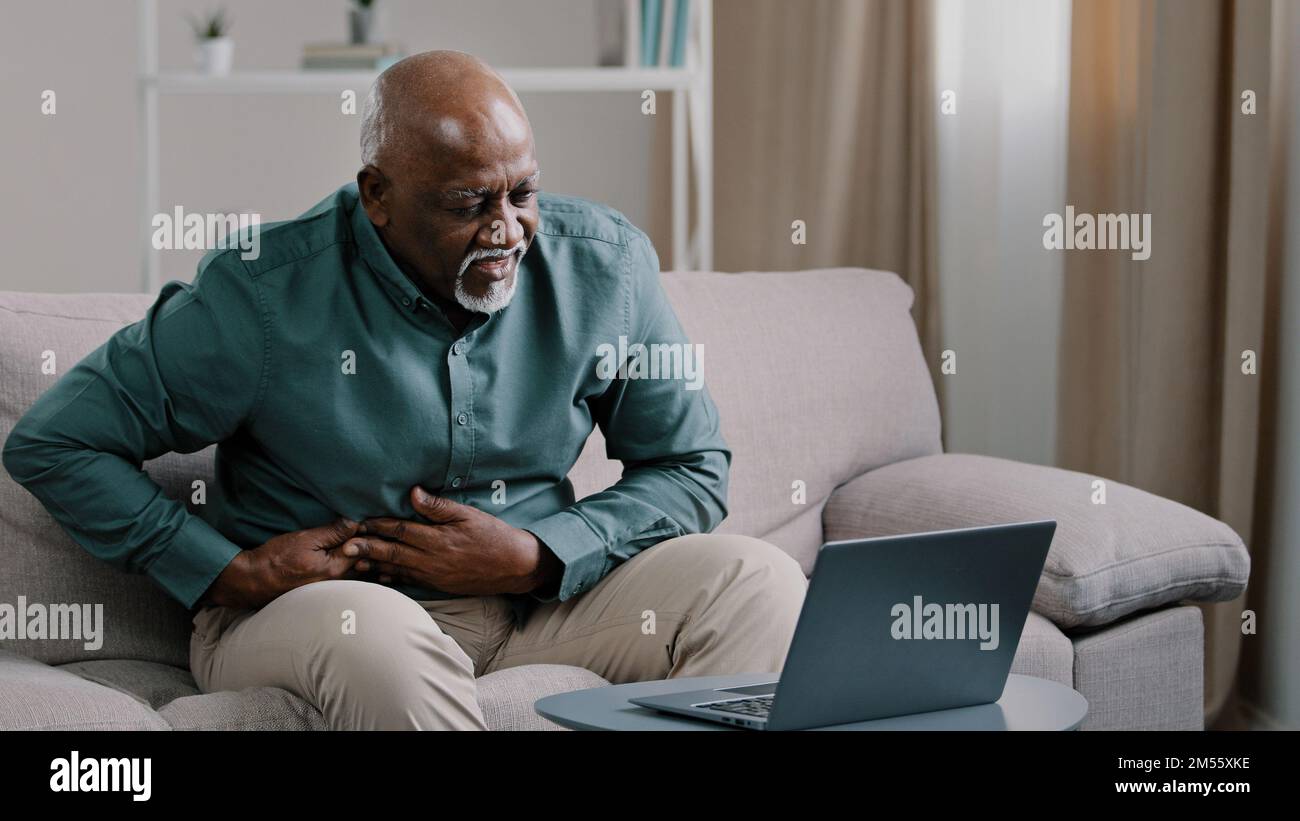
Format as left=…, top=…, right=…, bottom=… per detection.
left=349, top=7, right=383, bottom=44
left=196, top=37, right=235, bottom=75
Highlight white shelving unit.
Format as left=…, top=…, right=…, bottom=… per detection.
left=136, top=0, right=713, bottom=292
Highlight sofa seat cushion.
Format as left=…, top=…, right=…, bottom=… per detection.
left=0, top=649, right=169, bottom=730
left=59, top=656, right=200, bottom=710
left=158, top=686, right=330, bottom=730
left=823, top=453, right=1251, bottom=628
left=51, top=656, right=609, bottom=730
left=474, top=664, right=611, bottom=731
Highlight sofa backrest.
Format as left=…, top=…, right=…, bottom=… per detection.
left=1, top=292, right=198, bottom=667
left=0, top=268, right=940, bottom=666
left=569, top=269, right=942, bottom=571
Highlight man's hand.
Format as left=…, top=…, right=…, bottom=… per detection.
left=352, top=486, right=563, bottom=596
left=202, top=518, right=368, bottom=610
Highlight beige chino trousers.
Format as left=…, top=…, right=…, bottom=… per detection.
left=189, top=533, right=808, bottom=730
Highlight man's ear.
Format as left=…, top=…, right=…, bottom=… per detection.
left=357, top=165, right=391, bottom=228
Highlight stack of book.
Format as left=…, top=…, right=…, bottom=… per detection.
left=301, top=42, right=403, bottom=71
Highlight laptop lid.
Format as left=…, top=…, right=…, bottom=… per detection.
left=765, top=520, right=1055, bottom=731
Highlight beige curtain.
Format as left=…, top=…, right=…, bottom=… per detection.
left=712, top=0, right=942, bottom=380
left=1057, top=0, right=1279, bottom=726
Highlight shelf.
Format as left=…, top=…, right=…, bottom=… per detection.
left=146, top=67, right=696, bottom=95
left=136, top=0, right=713, bottom=284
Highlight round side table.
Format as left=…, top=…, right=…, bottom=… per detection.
left=535, top=672, right=1088, bottom=731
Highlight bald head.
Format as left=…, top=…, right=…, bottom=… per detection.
left=355, top=50, right=541, bottom=319
left=360, top=50, right=530, bottom=169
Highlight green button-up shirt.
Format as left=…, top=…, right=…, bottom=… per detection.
left=2, top=183, right=730, bottom=629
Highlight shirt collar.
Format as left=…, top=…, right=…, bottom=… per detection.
left=347, top=183, right=427, bottom=314
left=346, top=182, right=507, bottom=328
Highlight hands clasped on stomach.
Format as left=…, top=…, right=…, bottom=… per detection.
left=201, top=486, right=560, bottom=610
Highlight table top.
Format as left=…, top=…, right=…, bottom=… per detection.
left=534, top=672, right=1088, bottom=731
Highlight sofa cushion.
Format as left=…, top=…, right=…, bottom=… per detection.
left=822, top=453, right=1250, bottom=628
left=159, top=687, right=329, bottom=730
left=0, top=649, right=169, bottom=730
left=568, top=269, right=943, bottom=569
left=59, top=657, right=200, bottom=710
left=0, top=292, right=200, bottom=667
left=473, top=664, right=611, bottom=730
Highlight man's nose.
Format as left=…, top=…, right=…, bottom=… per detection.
left=479, top=201, right=527, bottom=248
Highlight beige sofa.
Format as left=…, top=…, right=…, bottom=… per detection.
left=0, top=268, right=1249, bottom=729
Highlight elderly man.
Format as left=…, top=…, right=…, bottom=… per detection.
left=2, top=51, right=807, bottom=730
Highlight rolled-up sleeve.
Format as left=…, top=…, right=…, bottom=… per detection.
left=1, top=251, right=266, bottom=608
left=525, top=226, right=731, bottom=602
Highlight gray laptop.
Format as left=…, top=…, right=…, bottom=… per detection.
left=628, top=520, right=1055, bottom=730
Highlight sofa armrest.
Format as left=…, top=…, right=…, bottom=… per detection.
left=823, top=453, right=1250, bottom=629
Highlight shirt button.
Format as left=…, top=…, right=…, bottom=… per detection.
left=401, top=297, right=411, bottom=306
left=452, top=341, right=464, bottom=355
left=451, top=476, right=463, bottom=488
left=457, top=412, right=468, bottom=425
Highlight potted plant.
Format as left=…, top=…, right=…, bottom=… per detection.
left=349, top=0, right=381, bottom=45
left=188, top=8, right=234, bottom=76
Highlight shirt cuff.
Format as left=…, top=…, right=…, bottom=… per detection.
left=523, top=509, right=608, bottom=603
left=145, top=515, right=243, bottom=609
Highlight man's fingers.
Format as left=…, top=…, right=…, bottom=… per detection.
left=309, top=516, right=361, bottom=548
left=327, top=545, right=365, bottom=580
left=410, top=486, right=462, bottom=522
left=357, top=517, right=436, bottom=544
left=369, top=561, right=408, bottom=585
left=340, top=536, right=407, bottom=565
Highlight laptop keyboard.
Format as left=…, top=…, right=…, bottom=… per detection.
left=699, top=694, right=774, bottom=718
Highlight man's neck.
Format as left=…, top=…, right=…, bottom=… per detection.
left=444, top=306, right=473, bottom=335
left=419, top=286, right=473, bottom=334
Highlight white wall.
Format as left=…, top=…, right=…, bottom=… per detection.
left=933, top=0, right=1072, bottom=465
left=0, top=0, right=666, bottom=293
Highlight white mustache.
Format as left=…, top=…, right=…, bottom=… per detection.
left=459, top=242, right=527, bottom=276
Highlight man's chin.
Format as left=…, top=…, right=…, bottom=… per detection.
left=454, top=274, right=517, bottom=314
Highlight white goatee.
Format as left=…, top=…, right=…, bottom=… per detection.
left=454, top=244, right=525, bottom=314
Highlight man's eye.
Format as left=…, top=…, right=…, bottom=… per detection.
left=452, top=192, right=533, bottom=216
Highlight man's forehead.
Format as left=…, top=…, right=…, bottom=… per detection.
left=404, top=111, right=533, bottom=170
left=429, top=96, right=530, bottom=142
left=398, top=120, right=535, bottom=187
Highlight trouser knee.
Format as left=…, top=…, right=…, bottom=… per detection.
left=281, top=580, right=486, bottom=730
